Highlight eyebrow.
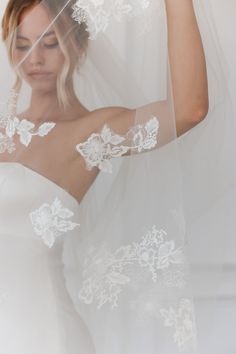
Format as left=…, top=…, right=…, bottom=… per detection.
left=16, top=30, right=56, bottom=40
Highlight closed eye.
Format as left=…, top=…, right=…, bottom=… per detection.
left=15, top=42, right=59, bottom=51
left=16, top=45, right=31, bottom=51
left=44, top=42, right=59, bottom=49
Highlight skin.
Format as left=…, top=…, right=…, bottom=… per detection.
left=14, top=4, right=89, bottom=124
left=1, top=1, right=209, bottom=203
left=164, top=0, right=209, bottom=135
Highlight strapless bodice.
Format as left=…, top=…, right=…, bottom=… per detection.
left=0, top=162, right=95, bottom=354
left=0, top=162, right=79, bottom=242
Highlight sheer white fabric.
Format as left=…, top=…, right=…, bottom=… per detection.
left=0, top=0, right=234, bottom=353
left=178, top=1, right=236, bottom=353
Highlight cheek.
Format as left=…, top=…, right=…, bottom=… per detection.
left=46, top=49, right=65, bottom=73
left=12, top=50, right=24, bottom=66
left=11, top=51, right=27, bottom=79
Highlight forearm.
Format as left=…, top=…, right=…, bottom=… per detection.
left=164, top=0, right=208, bottom=133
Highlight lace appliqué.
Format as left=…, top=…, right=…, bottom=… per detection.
left=160, top=298, right=196, bottom=349
left=76, top=116, right=159, bottom=173
left=72, top=0, right=162, bottom=40
left=0, top=133, right=15, bottom=154
left=72, top=0, right=151, bottom=39
left=78, top=225, right=185, bottom=309
left=30, top=198, right=80, bottom=248
left=0, top=90, right=56, bottom=154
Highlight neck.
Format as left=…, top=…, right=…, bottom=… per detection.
left=29, top=91, right=60, bottom=123
left=27, top=87, right=88, bottom=124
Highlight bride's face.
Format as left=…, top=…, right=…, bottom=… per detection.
left=13, top=4, right=65, bottom=93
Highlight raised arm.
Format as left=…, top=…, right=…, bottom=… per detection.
left=71, top=0, right=209, bottom=173
left=165, top=0, right=209, bottom=135
left=106, top=0, right=209, bottom=137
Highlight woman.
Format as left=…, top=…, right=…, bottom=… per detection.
left=0, top=0, right=228, bottom=353
left=0, top=0, right=208, bottom=202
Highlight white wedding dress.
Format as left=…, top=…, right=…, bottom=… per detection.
left=0, top=162, right=95, bottom=354
left=0, top=0, right=235, bottom=353
left=1, top=161, right=236, bottom=354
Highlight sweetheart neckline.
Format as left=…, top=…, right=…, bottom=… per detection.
left=0, top=162, right=80, bottom=207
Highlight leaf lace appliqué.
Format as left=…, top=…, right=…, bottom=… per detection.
left=160, top=298, right=196, bottom=349
left=76, top=116, right=159, bottom=173
left=0, top=90, right=56, bottom=154
left=30, top=198, right=80, bottom=248
left=78, top=225, right=185, bottom=309
left=72, top=0, right=151, bottom=40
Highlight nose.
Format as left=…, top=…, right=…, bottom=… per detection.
left=28, top=44, right=45, bottom=66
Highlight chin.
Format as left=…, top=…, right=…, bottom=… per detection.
left=28, top=81, right=57, bottom=94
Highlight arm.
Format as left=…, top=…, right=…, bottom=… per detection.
left=164, top=0, right=209, bottom=135
left=107, top=0, right=209, bottom=138
left=72, top=0, right=209, bottom=172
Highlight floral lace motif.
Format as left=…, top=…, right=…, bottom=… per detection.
left=78, top=225, right=185, bottom=309
left=72, top=0, right=151, bottom=40
left=160, top=298, right=196, bottom=349
left=76, top=116, right=159, bottom=173
left=30, top=198, right=79, bottom=248
left=0, top=90, right=56, bottom=154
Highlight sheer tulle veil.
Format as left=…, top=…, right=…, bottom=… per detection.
left=0, top=0, right=234, bottom=353
left=179, top=1, right=236, bottom=351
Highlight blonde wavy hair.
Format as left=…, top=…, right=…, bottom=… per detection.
left=2, top=0, right=90, bottom=109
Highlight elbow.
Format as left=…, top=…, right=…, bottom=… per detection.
left=176, top=99, right=209, bottom=136
left=191, top=101, right=209, bottom=125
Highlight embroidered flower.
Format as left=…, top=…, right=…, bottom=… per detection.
left=76, top=124, right=128, bottom=173
left=0, top=90, right=56, bottom=153
left=72, top=0, right=151, bottom=39
left=160, top=298, right=196, bottom=349
left=137, top=247, right=156, bottom=268
left=132, top=117, right=160, bottom=152
left=76, top=116, right=159, bottom=173
left=157, top=241, right=184, bottom=270
left=78, top=226, right=185, bottom=309
left=30, top=198, right=79, bottom=248
left=77, top=133, right=106, bottom=170
left=5, top=117, right=56, bottom=147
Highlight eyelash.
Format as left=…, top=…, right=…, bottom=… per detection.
left=16, top=42, right=59, bottom=51
left=44, top=42, right=59, bottom=49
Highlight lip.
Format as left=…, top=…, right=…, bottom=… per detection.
left=27, top=71, right=52, bottom=78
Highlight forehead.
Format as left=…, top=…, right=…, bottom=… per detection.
left=17, top=4, right=54, bottom=40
